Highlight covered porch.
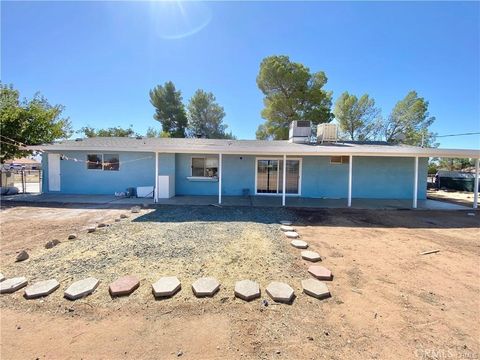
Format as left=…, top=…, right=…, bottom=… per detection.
left=3, top=192, right=471, bottom=210
left=153, top=151, right=480, bottom=210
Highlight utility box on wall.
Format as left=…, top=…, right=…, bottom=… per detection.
left=158, top=175, right=175, bottom=198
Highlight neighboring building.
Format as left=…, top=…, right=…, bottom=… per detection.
left=436, top=170, right=479, bottom=192
left=3, top=157, right=41, bottom=170
left=29, top=123, right=480, bottom=208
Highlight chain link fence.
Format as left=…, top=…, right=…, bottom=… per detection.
left=0, top=169, right=42, bottom=194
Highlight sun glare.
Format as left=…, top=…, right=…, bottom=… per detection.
left=148, top=1, right=212, bottom=40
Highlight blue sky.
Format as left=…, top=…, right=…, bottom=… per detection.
left=1, top=1, right=479, bottom=149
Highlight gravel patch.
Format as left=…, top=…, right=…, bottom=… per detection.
left=1, top=206, right=302, bottom=310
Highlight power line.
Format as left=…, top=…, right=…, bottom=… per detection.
left=435, top=132, right=480, bottom=138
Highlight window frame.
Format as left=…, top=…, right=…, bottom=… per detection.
left=330, top=156, right=349, bottom=165
left=254, top=157, right=302, bottom=196
left=86, top=153, right=120, bottom=171
left=103, top=153, right=120, bottom=171
left=190, top=156, right=219, bottom=178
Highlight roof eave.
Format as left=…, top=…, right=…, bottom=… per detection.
left=27, top=145, right=480, bottom=158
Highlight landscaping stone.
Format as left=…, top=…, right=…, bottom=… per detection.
left=87, top=227, right=96, bottom=233
left=284, top=231, right=299, bottom=239
left=192, top=277, right=220, bottom=297
left=15, top=250, right=29, bottom=262
left=131, top=206, right=141, bottom=213
left=301, top=250, right=321, bottom=262
left=280, top=225, right=295, bottom=232
left=308, top=265, right=332, bottom=280
left=0, top=273, right=5, bottom=282
left=64, top=277, right=99, bottom=300
left=45, top=239, right=61, bottom=249
left=234, top=280, right=260, bottom=301
left=152, top=276, right=181, bottom=298
left=109, top=275, right=140, bottom=297
left=302, top=279, right=331, bottom=299
left=24, top=279, right=60, bottom=299
left=291, top=240, right=308, bottom=249
left=68, top=233, right=77, bottom=240
left=265, top=281, right=294, bottom=303
left=120, top=214, right=129, bottom=219
left=0, top=277, right=28, bottom=294
left=279, top=220, right=292, bottom=226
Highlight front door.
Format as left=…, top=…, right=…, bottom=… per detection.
left=256, top=158, right=300, bottom=195
left=48, top=153, right=61, bottom=191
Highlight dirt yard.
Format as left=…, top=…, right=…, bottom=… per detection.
left=428, top=189, right=476, bottom=207
left=0, top=204, right=479, bottom=360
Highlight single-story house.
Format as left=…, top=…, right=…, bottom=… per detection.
left=3, top=157, right=41, bottom=170
left=29, top=123, right=480, bottom=209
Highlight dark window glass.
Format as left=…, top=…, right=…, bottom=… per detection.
left=87, top=154, right=102, bottom=170
left=192, top=158, right=205, bottom=176
left=103, top=154, right=119, bottom=171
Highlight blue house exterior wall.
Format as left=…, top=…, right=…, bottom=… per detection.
left=301, top=156, right=427, bottom=199
left=42, top=151, right=155, bottom=195
left=42, top=150, right=428, bottom=200
left=352, top=156, right=427, bottom=199
left=175, top=153, right=219, bottom=195
left=158, top=153, right=176, bottom=177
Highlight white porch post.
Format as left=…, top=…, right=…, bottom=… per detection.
left=473, top=158, right=479, bottom=209
left=218, top=153, right=222, bottom=204
left=413, top=156, right=419, bottom=209
left=348, top=155, right=353, bottom=207
left=282, top=154, right=287, bottom=206
left=154, top=152, right=159, bottom=203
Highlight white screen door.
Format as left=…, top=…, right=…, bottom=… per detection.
left=48, top=153, right=61, bottom=191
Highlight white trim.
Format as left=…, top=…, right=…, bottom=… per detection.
left=218, top=153, right=222, bottom=204
left=186, top=176, right=218, bottom=182
left=154, top=151, right=159, bottom=203
left=282, top=154, right=286, bottom=206
left=254, top=156, right=302, bottom=196
left=348, top=155, right=353, bottom=207
left=413, top=156, right=418, bottom=209
left=33, top=145, right=480, bottom=159
left=473, top=158, right=479, bottom=209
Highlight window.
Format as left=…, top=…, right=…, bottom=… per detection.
left=103, top=154, right=119, bottom=171
left=330, top=156, right=349, bottom=165
left=87, top=154, right=103, bottom=170
left=87, top=154, right=120, bottom=171
left=191, top=157, right=218, bottom=177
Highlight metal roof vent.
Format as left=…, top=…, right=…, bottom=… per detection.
left=288, top=121, right=312, bottom=143
left=317, top=123, right=338, bottom=143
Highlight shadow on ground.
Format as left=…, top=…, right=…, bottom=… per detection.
left=132, top=205, right=480, bottom=229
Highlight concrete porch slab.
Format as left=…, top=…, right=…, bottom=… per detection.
left=1, top=193, right=473, bottom=210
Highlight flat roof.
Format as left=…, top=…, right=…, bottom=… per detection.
left=28, top=137, right=480, bottom=158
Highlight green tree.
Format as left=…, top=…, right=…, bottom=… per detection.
left=256, top=55, right=333, bottom=140
left=145, top=127, right=171, bottom=138
left=77, top=125, right=138, bottom=138
left=187, top=89, right=235, bottom=139
left=149, top=81, right=188, bottom=138
left=0, top=83, right=72, bottom=161
left=334, top=92, right=382, bottom=141
left=384, top=91, right=436, bottom=146
left=438, top=158, right=474, bottom=171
